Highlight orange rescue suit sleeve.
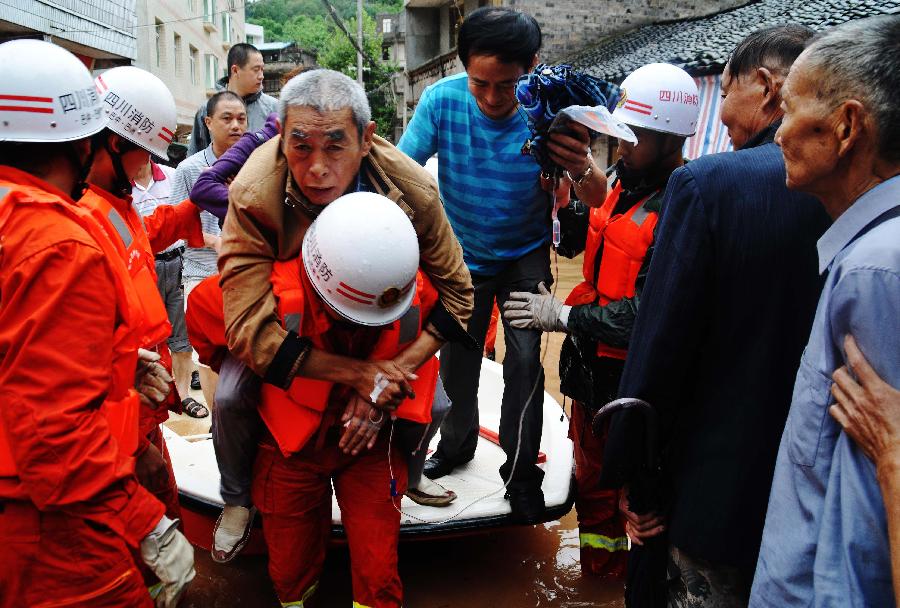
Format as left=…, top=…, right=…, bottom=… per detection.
left=142, top=199, right=205, bottom=253
left=0, top=229, right=164, bottom=547
left=185, top=274, right=228, bottom=373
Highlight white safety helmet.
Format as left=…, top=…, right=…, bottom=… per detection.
left=94, top=66, right=177, bottom=158
left=302, top=192, right=420, bottom=327
left=0, top=39, right=106, bottom=143
left=612, top=63, right=700, bottom=137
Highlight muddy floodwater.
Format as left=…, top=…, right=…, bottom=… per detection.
left=170, top=253, right=626, bottom=607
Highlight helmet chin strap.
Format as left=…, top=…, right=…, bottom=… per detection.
left=102, top=135, right=134, bottom=198
left=66, top=137, right=98, bottom=201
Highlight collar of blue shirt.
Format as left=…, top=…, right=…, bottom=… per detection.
left=817, top=174, right=900, bottom=275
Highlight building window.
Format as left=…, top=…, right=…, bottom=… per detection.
left=189, top=46, right=198, bottom=85
left=173, top=33, right=183, bottom=75
left=155, top=19, right=164, bottom=67
left=205, top=54, right=219, bottom=89
left=221, top=12, right=232, bottom=42
left=382, top=18, right=392, bottom=34
left=204, top=0, right=216, bottom=23
left=382, top=45, right=390, bottom=61
left=187, top=0, right=194, bottom=12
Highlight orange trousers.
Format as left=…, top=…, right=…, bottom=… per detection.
left=253, top=428, right=407, bottom=607
left=0, top=501, right=152, bottom=608
left=570, top=401, right=628, bottom=579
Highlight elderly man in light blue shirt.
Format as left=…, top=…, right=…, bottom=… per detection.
left=751, top=16, right=900, bottom=607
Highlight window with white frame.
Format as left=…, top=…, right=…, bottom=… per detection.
left=204, top=0, right=216, bottom=23
left=173, top=33, right=183, bottom=75
left=221, top=12, right=232, bottom=42
left=383, top=18, right=392, bottom=33
left=189, top=46, right=198, bottom=85
left=155, top=20, right=164, bottom=67
left=205, top=54, right=219, bottom=89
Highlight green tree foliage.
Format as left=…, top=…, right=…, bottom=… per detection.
left=247, top=0, right=400, bottom=139
left=317, top=13, right=397, bottom=137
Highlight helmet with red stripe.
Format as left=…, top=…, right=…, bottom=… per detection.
left=0, top=39, right=106, bottom=143
left=94, top=66, right=177, bottom=158
left=302, top=192, right=420, bottom=327
left=612, top=63, right=700, bottom=137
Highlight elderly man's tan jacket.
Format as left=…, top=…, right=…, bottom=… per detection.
left=219, top=133, right=474, bottom=386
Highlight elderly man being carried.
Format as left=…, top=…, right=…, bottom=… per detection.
left=204, top=69, right=474, bottom=564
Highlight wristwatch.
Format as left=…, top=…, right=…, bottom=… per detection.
left=566, top=162, right=594, bottom=187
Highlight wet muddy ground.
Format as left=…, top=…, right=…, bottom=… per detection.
left=169, top=252, right=626, bottom=607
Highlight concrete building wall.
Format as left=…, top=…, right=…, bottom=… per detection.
left=133, top=0, right=245, bottom=139
left=0, top=0, right=137, bottom=61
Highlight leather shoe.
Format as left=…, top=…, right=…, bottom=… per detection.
left=190, top=370, right=201, bottom=391
left=423, top=455, right=464, bottom=480
left=507, top=487, right=545, bottom=525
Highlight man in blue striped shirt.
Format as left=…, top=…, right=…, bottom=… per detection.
left=398, top=7, right=576, bottom=522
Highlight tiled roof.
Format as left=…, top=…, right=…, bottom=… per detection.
left=570, top=0, right=900, bottom=82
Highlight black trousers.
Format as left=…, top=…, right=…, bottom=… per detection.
left=435, top=245, right=552, bottom=491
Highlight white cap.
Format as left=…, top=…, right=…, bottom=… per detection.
left=612, top=63, right=700, bottom=137
left=302, top=192, right=420, bottom=326
left=95, top=66, right=177, bottom=158
left=0, top=39, right=106, bottom=143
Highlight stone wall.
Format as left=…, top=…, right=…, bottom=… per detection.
left=512, top=0, right=751, bottom=61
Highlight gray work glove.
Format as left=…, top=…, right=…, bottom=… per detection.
left=503, top=282, right=571, bottom=332
left=140, top=516, right=196, bottom=608
left=135, top=348, right=173, bottom=409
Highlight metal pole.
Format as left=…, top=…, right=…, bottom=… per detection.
left=357, top=0, right=364, bottom=85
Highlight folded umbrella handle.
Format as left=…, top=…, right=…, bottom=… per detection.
left=592, top=397, right=659, bottom=473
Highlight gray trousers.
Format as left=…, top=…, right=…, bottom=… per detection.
left=435, top=245, right=551, bottom=492
left=212, top=353, right=452, bottom=506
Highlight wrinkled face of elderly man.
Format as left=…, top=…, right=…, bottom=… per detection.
left=775, top=52, right=847, bottom=194
left=281, top=105, right=377, bottom=207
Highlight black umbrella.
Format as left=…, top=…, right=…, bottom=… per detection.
left=593, top=398, right=667, bottom=608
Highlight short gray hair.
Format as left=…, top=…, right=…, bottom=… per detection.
left=802, top=16, right=900, bottom=163
left=279, top=69, right=372, bottom=137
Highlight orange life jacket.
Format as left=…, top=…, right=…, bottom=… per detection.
left=260, top=258, right=439, bottom=458
left=80, top=186, right=172, bottom=349
left=0, top=179, right=144, bottom=476
left=565, top=181, right=659, bottom=360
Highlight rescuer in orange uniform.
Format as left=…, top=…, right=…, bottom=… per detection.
left=188, top=192, right=438, bottom=607
left=78, top=66, right=204, bottom=599
left=504, top=63, right=701, bottom=578
left=80, top=67, right=203, bottom=537
left=0, top=40, right=194, bottom=607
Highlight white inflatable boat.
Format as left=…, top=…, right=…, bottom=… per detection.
left=165, top=358, right=575, bottom=550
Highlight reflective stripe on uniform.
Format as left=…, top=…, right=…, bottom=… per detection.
left=0, top=186, right=10, bottom=201
left=148, top=582, right=163, bottom=600
left=579, top=532, right=629, bottom=552
left=282, top=581, right=318, bottom=607
left=352, top=602, right=373, bottom=608
left=284, top=312, right=301, bottom=334
left=106, top=207, right=133, bottom=249
left=397, top=305, right=420, bottom=344
left=631, top=204, right=652, bottom=227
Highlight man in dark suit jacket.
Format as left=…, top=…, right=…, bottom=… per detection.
left=600, top=25, right=833, bottom=607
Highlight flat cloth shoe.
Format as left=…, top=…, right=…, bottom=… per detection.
left=181, top=397, right=208, bottom=418
left=212, top=505, right=256, bottom=563
left=406, top=478, right=457, bottom=507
